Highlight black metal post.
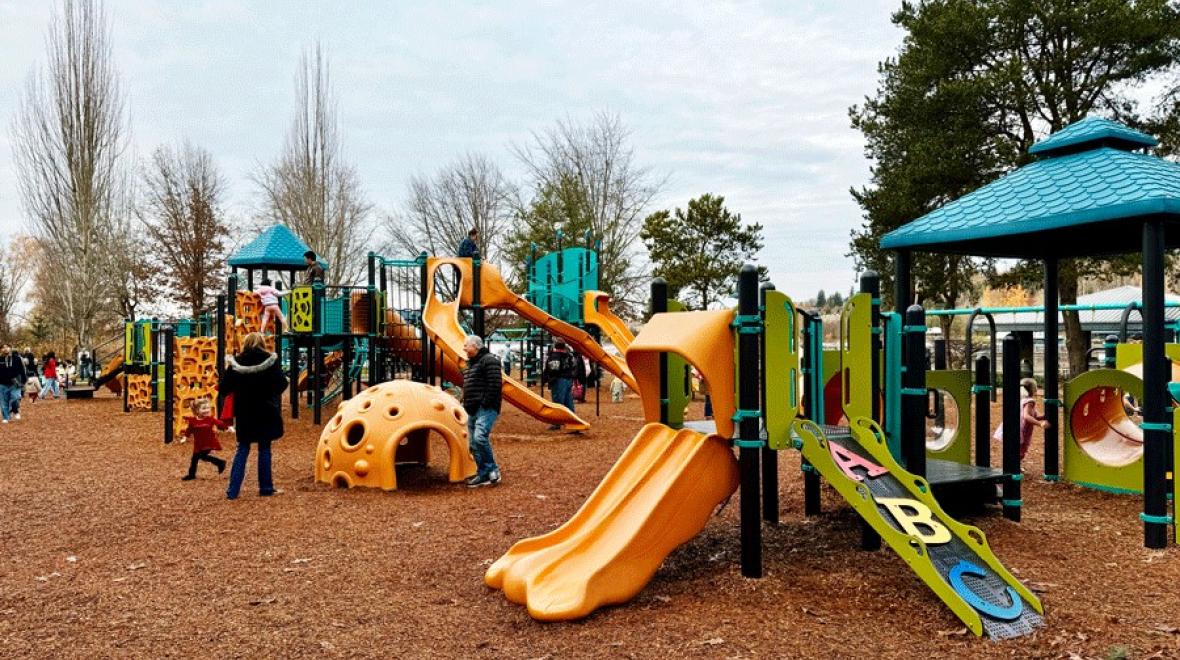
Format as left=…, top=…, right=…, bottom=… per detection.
left=974, top=356, right=991, bottom=468
left=149, top=320, right=159, bottom=413
left=801, top=310, right=822, bottom=517
left=313, top=336, right=323, bottom=425
left=420, top=254, right=432, bottom=386
left=215, top=293, right=226, bottom=379
left=860, top=271, right=882, bottom=550
left=342, top=337, right=353, bottom=401
left=289, top=338, right=300, bottom=419
left=1043, top=257, right=1060, bottom=480
left=227, top=275, right=238, bottom=318
left=651, top=278, right=669, bottom=424
left=902, top=305, right=927, bottom=477
left=1142, top=220, right=1168, bottom=548
left=1104, top=334, right=1119, bottom=369
left=1001, top=333, right=1021, bottom=521
left=162, top=325, right=175, bottom=444
left=737, top=264, right=762, bottom=578
left=472, top=250, right=485, bottom=338
left=760, top=282, right=778, bottom=525
left=368, top=253, right=378, bottom=387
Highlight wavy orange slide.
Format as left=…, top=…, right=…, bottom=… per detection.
left=427, top=257, right=638, bottom=393
left=485, top=307, right=740, bottom=620
left=485, top=423, right=738, bottom=620
left=419, top=276, right=591, bottom=430
left=583, top=290, right=634, bottom=353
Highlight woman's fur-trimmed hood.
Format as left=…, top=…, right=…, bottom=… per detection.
left=228, top=350, right=277, bottom=374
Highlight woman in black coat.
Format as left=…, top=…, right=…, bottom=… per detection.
left=219, top=332, right=288, bottom=499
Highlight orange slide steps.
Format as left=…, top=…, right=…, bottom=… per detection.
left=485, top=308, right=740, bottom=620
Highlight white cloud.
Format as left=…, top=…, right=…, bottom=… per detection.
left=0, top=0, right=904, bottom=299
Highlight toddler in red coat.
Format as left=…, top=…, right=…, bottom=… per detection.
left=180, top=398, right=228, bottom=480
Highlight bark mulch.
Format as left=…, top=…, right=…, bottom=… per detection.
left=1, top=393, right=1178, bottom=659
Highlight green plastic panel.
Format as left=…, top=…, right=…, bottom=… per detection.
left=1114, top=342, right=1180, bottom=370
left=840, top=293, right=872, bottom=422
left=291, top=286, right=313, bottom=333
left=764, top=290, right=800, bottom=450
left=1062, top=368, right=1143, bottom=494
left=925, top=370, right=973, bottom=465
left=665, top=299, right=688, bottom=429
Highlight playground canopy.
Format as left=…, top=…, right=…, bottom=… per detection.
left=228, top=224, right=328, bottom=271
left=881, top=117, right=1180, bottom=258
left=880, top=117, right=1180, bottom=549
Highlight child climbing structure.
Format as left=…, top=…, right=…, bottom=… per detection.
left=486, top=269, right=1043, bottom=639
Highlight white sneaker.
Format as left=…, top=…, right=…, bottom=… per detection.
left=12, top=414, right=19, bottom=420
left=2, top=419, right=7, bottom=424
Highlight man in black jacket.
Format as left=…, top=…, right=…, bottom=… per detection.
left=462, top=335, right=502, bottom=487
left=0, top=345, right=27, bottom=423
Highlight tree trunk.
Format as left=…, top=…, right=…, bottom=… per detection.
left=1059, top=262, right=1087, bottom=376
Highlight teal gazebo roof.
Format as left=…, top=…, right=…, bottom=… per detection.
left=228, top=224, right=328, bottom=270
left=880, top=118, right=1180, bottom=258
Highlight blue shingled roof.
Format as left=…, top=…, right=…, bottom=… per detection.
left=1029, top=116, right=1157, bottom=156
left=880, top=119, right=1180, bottom=254
left=228, top=224, right=329, bottom=269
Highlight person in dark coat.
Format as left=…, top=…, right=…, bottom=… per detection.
left=457, top=228, right=479, bottom=258
left=462, top=335, right=502, bottom=487
left=304, top=250, right=326, bottom=284
left=0, top=345, right=27, bottom=423
left=542, top=339, right=579, bottom=428
left=219, top=332, right=288, bottom=499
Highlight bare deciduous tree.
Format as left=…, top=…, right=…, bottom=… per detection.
left=139, top=142, right=230, bottom=317
left=511, top=112, right=663, bottom=310
left=10, top=0, right=128, bottom=349
left=256, top=44, right=372, bottom=286
left=385, top=153, right=516, bottom=263
left=0, top=236, right=36, bottom=342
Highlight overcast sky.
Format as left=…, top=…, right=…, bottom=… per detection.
left=0, top=0, right=905, bottom=300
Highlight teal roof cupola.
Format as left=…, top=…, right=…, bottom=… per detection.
left=228, top=224, right=329, bottom=270
left=880, top=117, right=1180, bottom=257
left=1028, top=116, right=1158, bottom=158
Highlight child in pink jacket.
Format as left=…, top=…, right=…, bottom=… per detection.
left=255, top=279, right=290, bottom=334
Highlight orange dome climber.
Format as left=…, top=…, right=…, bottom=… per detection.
left=315, top=380, right=476, bottom=491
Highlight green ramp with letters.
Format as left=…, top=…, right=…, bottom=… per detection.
left=790, top=417, right=1044, bottom=639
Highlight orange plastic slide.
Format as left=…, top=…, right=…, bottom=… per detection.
left=486, top=308, right=740, bottom=620
left=382, top=308, right=589, bottom=430
left=427, top=257, right=638, bottom=393
left=485, top=423, right=738, bottom=620
left=583, top=290, right=634, bottom=353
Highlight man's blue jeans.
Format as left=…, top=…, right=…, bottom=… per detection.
left=226, top=441, right=275, bottom=499
left=0, top=385, right=21, bottom=420
left=467, top=407, right=499, bottom=477
left=551, top=377, right=574, bottom=413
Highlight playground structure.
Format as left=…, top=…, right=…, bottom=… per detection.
left=313, top=253, right=640, bottom=490
left=923, top=302, right=1180, bottom=497
left=883, top=117, right=1180, bottom=548
left=487, top=271, right=1043, bottom=638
